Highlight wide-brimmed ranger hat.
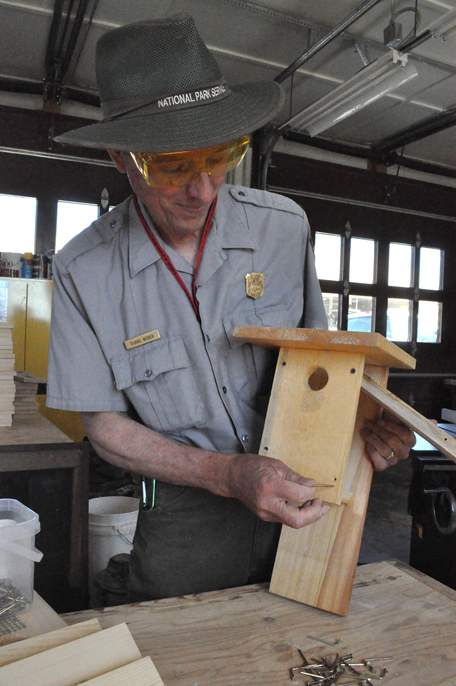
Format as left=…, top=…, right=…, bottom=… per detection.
left=55, top=15, right=285, bottom=153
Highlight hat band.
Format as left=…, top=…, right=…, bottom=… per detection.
left=102, top=81, right=231, bottom=121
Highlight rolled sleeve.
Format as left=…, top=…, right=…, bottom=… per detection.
left=46, top=257, right=130, bottom=412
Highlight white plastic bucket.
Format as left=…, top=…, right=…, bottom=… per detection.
left=0, top=499, right=43, bottom=605
left=88, top=496, right=139, bottom=582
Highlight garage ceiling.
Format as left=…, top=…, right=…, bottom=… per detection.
left=0, top=0, right=455, bottom=175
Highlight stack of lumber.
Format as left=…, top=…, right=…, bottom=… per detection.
left=0, top=618, right=164, bottom=686
left=0, top=323, right=15, bottom=427
left=13, top=371, right=45, bottom=419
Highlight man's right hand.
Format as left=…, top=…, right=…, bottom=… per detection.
left=225, top=454, right=330, bottom=528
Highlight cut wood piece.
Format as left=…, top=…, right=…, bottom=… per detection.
left=233, top=326, right=416, bottom=369
left=271, top=504, right=344, bottom=607
left=259, top=347, right=365, bottom=505
left=270, top=365, right=388, bottom=615
left=0, top=592, right=68, bottom=646
left=0, top=623, right=141, bottom=686
left=0, top=619, right=101, bottom=667
left=361, top=375, right=456, bottom=462
left=78, top=657, right=164, bottom=686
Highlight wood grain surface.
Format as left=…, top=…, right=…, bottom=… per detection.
left=60, top=561, right=456, bottom=686
left=0, top=412, right=72, bottom=446
left=0, top=623, right=141, bottom=686
left=361, top=375, right=456, bottom=460
left=233, top=326, right=416, bottom=369
left=0, top=592, right=67, bottom=648
left=0, top=618, right=101, bottom=666
left=270, top=365, right=388, bottom=614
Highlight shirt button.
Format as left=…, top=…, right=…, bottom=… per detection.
left=241, top=435, right=249, bottom=443
left=206, top=334, right=211, bottom=342
left=144, top=370, right=153, bottom=378
left=111, top=221, right=116, bottom=228
left=222, top=386, right=227, bottom=394
left=238, top=191, right=245, bottom=197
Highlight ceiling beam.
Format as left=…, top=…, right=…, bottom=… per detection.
left=274, top=0, right=384, bottom=84
left=372, top=104, right=456, bottom=156
left=282, top=129, right=456, bottom=179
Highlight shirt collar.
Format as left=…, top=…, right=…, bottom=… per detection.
left=128, top=185, right=258, bottom=278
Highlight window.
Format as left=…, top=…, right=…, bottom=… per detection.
left=348, top=295, right=375, bottom=332
left=388, top=243, right=412, bottom=287
left=349, top=238, right=375, bottom=284
left=314, top=233, right=341, bottom=281
left=314, top=227, right=444, bottom=347
left=0, top=193, right=37, bottom=253
left=55, top=201, right=99, bottom=252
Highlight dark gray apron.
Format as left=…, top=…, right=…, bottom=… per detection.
left=128, top=479, right=281, bottom=601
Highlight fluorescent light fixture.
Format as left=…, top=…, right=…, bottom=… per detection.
left=281, top=49, right=418, bottom=137
left=426, top=8, right=456, bottom=40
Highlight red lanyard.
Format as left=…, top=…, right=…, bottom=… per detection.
left=133, top=193, right=217, bottom=322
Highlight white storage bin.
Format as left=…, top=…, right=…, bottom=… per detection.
left=0, top=499, right=43, bottom=606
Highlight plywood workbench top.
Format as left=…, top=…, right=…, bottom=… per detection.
left=0, top=412, right=72, bottom=446
left=62, top=561, right=456, bottom=686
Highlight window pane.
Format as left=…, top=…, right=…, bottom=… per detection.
left=0, top=194, right=36, bottom=253
left=419, top=247, right=442, bottom=290
left=314, top=233, right=341, bottom=281
left=349, top=237, right=375, bottom=284
left=55, top=201, right=99, bottom=252
left=389, top=243, right=412, bottom=287
left=347, top=296, right=374, bottom=332
left=418, top=301, right=442, bottom=343
left=322, top=293, right=340, bottom=330
left=387, top=298, right=412, bottom=342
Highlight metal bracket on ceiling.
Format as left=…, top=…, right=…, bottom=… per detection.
left=257, top=0, right=384, bottom=189
left=353, top=40, right=369, bottom=67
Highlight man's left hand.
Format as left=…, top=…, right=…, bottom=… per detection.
left=360, top=412, right=416, bottom=471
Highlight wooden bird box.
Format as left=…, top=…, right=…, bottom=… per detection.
left=234, top=326, right=456, bottom=615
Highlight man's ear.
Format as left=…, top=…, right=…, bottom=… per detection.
left=107, top=150, right=127, bottom=173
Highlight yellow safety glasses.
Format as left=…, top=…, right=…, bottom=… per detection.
left=130, top=135, right=250, bottom=187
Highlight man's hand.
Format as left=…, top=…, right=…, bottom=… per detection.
left=360, top=412, right=416, bottom=471
left=225, top=454, right=330, bottom=528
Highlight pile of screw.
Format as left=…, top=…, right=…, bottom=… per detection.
left=0, top=580, right=28, bottom=618
left=290, top=649, right=392, bottom=685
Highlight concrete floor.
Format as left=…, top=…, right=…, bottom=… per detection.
left=359, top=456, right=413, bottom=565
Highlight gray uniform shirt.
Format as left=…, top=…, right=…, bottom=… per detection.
left=47, top=184, right=326, bottom=455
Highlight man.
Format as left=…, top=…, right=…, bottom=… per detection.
left=48, top=16, right=415, bottom=601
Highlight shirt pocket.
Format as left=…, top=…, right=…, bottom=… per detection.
left=223, top=306, right=293, bottom=409
left=110, top=336, right=206, bottom=433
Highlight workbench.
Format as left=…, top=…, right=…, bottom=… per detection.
left=61, top=560, right=456, bottom=686
left=0, top=413, right=89, bottom=612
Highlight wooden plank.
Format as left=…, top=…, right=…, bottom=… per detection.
left=79, top=657, right=164, bottom=686
left=361, top=375, right=456, bottom=461
left=0, top=592, right=67, bottom=647
left=0, top=619, right=101, bottom=666
left=0, top=623, right=141, bottom=686
left=60, top=562, right=456, bottom=686
left=270, top=365, right=388, bottom=614
left=313, top=365, right=389, bottom=614
left=259, top=347, right=365, bottom=504
left=233, top=326, right=416, bottom=370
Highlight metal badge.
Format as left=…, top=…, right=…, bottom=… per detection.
left=124, top=330, right=160, bottom=350
left=245, top=272, right=265, bottom=299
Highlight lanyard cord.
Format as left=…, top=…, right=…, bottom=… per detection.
left=133, top=193, right=217, bottom=322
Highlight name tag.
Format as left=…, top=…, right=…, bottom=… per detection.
left=124, top=330, right=161, bottom=350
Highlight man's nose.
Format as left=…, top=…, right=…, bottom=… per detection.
left=187, top=171, right=215, bottom=201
